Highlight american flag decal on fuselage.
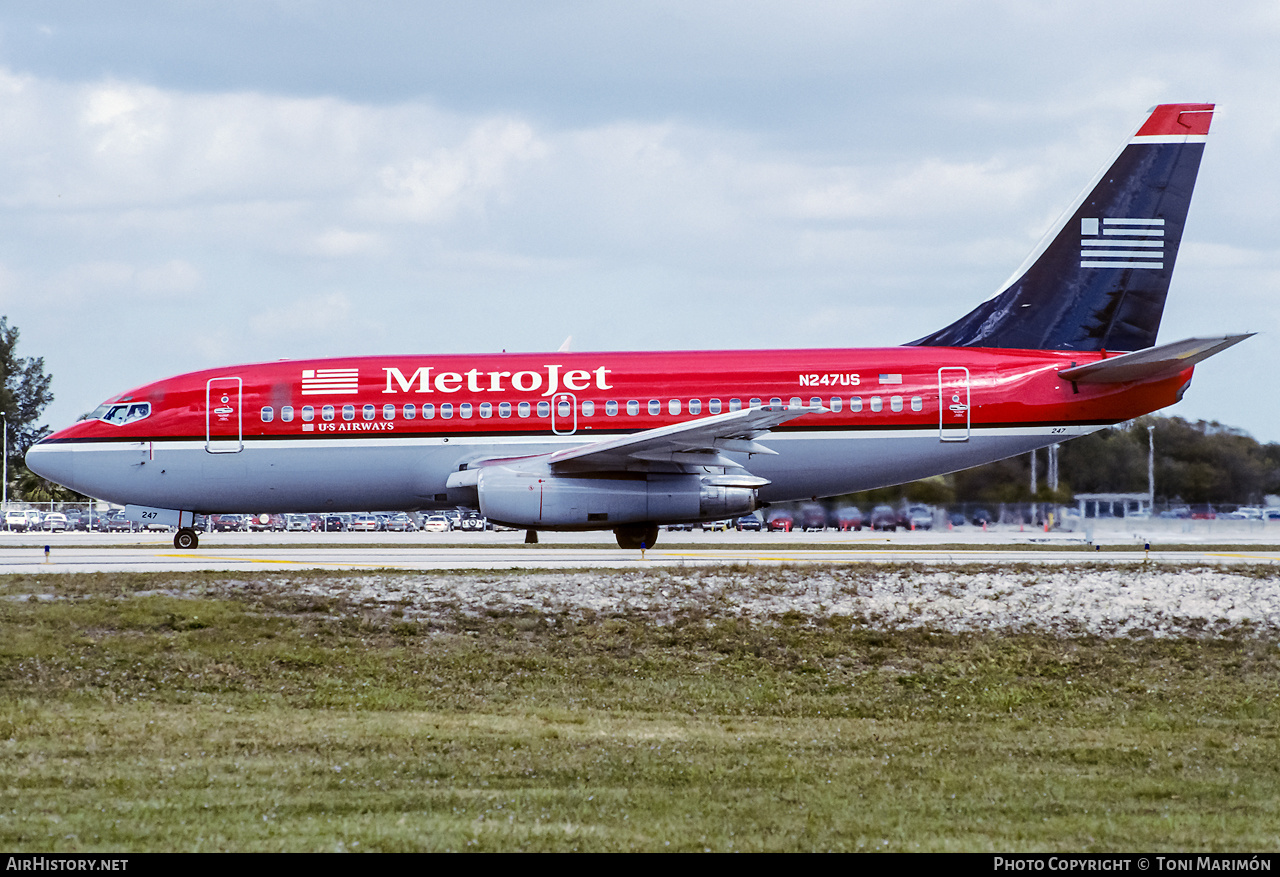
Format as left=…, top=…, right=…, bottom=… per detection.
left=301, top=368, right=359, bottom=395
left=1079, top=217, right=1164, bottom=269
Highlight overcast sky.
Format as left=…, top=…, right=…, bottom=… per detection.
left=1, top=1, right=1277, bottom=442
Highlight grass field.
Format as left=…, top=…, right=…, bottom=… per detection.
left=3, top=567, right=1279, bottom=851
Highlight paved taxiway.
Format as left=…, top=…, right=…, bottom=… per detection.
left=1, top=527, right=1277, bottom=573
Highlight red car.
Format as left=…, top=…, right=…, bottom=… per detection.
left=766, top=511, right=794, bottom=532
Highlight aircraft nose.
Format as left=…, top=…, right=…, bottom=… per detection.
left=25, top=440, right=78, bottom=491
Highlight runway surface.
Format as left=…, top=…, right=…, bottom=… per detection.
left=3, top=534, right=1278, bottom=573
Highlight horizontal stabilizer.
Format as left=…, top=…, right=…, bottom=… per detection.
left=1058, top=334, right=1252, bottom=384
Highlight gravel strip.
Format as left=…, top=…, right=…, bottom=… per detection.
left=216, top=565, right=1280, bottom=639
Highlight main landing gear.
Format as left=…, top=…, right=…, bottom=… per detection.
left=174, top=528, right=199, bottom=550
left=613, top=522, right=659, bottom=550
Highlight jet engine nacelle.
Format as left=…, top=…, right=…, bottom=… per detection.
left=477, top=467, right=757, bottom=529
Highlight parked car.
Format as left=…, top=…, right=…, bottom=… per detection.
left=798, top=504, right=828, bottom=532
left=106, top=510, right=136, bottom=532
left=5, top=509, right=30, bottom=531
left=904, top=505, right=934, bottom=530
left=385, top=513, right=417, bottom=532
left=212, top=514, right=248, bottom=532
left=248, top=513, right=286, bottom=531
left=970, top=508, right=993, bottom=526
left=457, top=512, right=487, bottom=532
left=699, top=519, right=732, bottom=531
left=869, top=505, right=899, bottom=531
left=421, top=514, right=452, bottom=533
left=766, top=510, right=794, bottom=532
left=833, top=507, right=864, bottom=531
left=349, top=514, right=381, bottom=532
left=735, top=514, right=762, bottom=531
left=40, top=512, right=69, bottom=532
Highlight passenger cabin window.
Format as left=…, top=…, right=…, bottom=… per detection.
left=606, top=400, right=618, bottom=416
left=772, top=397, right=784, bottom=407
left=302, top=405, right=315, bottom=422
left=479, top=402, right=492, bottom=418
left=363, top=404, right=376, bottom=421
left=281, top=406, right=295, bottom=422
left=689, top=399, right=702, bottom=415
left=383, top=404, right=395, bottom=420
left=729, top=398, right=742, bottom=412
left=749, top=398, right=762, bottom=408
left=788, top=397, right=801, bottom=408
left=648, top=400, right=660, bottom=416
left=669, top=399, right=681, bottom=416
left=709, top=399, right=722, bottom=414
left=582, top=400, right=595, bottom=417
left=342, top=405, right=355, bottom=421
left=518, top=401, right=531, bottom=418
left=499, top=402, right=511, bottom=418
left=422, top=403, right=435, bottom=419
left=829, top=397, right=842, bottom=413
left=890, top=396, right=903, bottom=413
left=322, top=405, right=335, bottom=421
left=911, top=396, right=923, bottom=412
left=260, top=406, right=274, bottom=423
left=537, top=401, right=550, bottom=417
left=403, top=404, right=416, bottom=419
left=441, top=403, right=453, bottom=419
left=627, top=400, right=639, bottom=416
left=99, top=402, right=152, bottom=426
left=870, top=397, right=883, bottom=412
left=460, top=403, right=473, bottom=419
left=850, top=397, right=862, bottom=412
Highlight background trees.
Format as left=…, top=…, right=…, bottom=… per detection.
left=0, top=316, right=63, bottom=502
left=837, top=416, right=1280, bottom=511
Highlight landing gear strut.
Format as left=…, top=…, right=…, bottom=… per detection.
left=614, top=523, right=659, bottom=550
left=174, top=528, right=199, bottom=550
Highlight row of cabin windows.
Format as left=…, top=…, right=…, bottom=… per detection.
left=258, top=395, right=926, bottom=424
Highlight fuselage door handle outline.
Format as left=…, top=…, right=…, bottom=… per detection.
left=938, top=367, right=971, bottom=443
left=205, top=377, right=244, bottom=454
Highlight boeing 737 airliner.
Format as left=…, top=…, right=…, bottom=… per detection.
left=27, top=103, right=1247, bottom=550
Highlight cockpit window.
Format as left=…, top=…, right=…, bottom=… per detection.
left=99, top=402, right=152, bottom=426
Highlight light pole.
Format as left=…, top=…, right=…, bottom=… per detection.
left=1147, top=424, right=1156, bottom=514
left=2, top=411, right=7, bottom=519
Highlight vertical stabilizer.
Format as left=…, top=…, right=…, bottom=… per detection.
left=910, top=103, right=1213, bottom=351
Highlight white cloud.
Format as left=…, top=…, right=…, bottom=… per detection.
left=42, top=259, right=200, bottom=301
left=248, top=291, right=357, bottom=340
left=370, top=119, right=547, bottom=222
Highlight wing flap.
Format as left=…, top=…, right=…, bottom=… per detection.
left=547, top=404, right=822, bottom=471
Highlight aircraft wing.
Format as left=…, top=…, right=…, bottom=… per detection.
left=1058, top=334, right=1252, bottom=384
left=547, top=404, right=823, bottom=473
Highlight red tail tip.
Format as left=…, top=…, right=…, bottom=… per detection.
left=1135, top=103, right=1215, bottom=137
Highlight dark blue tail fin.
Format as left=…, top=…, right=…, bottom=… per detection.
left=910, top=103, right=1213, bottom=352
